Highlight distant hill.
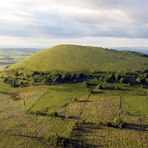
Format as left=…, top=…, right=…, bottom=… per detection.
left=4, top=44, right=148, bottom=74
left=114, top=47, right=148, bottom=54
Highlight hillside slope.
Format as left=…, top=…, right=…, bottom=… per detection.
left=4, top=44, right=148, bottom=73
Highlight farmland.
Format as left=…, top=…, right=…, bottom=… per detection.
left=0, top=80, right=147, bottom=147
left=0, top=45, right=147, bottom=147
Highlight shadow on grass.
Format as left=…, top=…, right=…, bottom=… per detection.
left=88, top=83, right=97, bottom=87
left=59, top=137, right=99, bottom=148
left=65, top=115, right=80, bottom=120
left=125, top=123, right=148, bottom=131
left=74, top=122, right=100, bottom=134
left=72, top=122, right=101, bottom=147
left=102, top=87, right=131, bottom=91
left=91, top=91, right=104, bottom=94
left=78, top=100, right=92, bottom=103
left=81, top=122, right=100, bottom=130
left=2, top=130, right=99, bottom=148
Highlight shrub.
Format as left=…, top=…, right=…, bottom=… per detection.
left=115, top=74, right=122, bottom=81
left=98, top=121, right=103, bottom=126
left=83, top=81, right=88, bottom=87
left=103, top=74, right=116, bottom=83
left=15, top=71, right=23, bottom=76
left=47, top=111, right=58, bottom=117
left=115, top=87, right=120, bottom=90
left=81, top=119, right=85, bottom=124
left=96, top=84, right=103, bottom=89
left=72, top=98, right=78, bottom=102
left=113, top=116, right=125, bottom=128
left=119, top=78, right=128, bottom=84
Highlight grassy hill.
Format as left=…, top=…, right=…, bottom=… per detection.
left=4, top=44, right=148, bottom=73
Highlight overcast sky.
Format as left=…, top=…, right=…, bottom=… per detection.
left=0, top=0, right=148, bottom=48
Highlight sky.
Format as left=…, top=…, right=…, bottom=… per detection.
left=0, top=0, right=148, bottom=48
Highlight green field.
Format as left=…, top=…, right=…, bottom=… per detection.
left=0, top=80, right=147, bottom=147
left=28, top=84, right=89, bottom=113
left=122, top=96, right=148, bottom=116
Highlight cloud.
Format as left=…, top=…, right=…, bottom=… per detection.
left=0, top=0, right=148, bottom=47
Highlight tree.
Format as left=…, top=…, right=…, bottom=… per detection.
left=115, top=75, right=122, bottom=81
left=96, top=84, right=103, bottom=89
left=146, top=78, right=148, bottom=85
left=103, top=74, right=116, bottom=83
left=83, top=81, right=88, bottom=87
left=136, top=77, right=146, bottom=85
left=119, top=78, right=128, bottom=84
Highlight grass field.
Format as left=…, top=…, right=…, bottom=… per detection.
left=0, top=87, right=77, bottom=147
left=122, top=96, right=148, bottom=116
left=28, top=84, right=89, bottom=113
left=71, top=96, right=147, bottom=147
left=0, top=80, right=147, bottom=147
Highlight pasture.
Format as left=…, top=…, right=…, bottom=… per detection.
left=27, top=84, right=89, bottom=114
left=122, top=96, right=148, bottom=116
left=0, top=80, right=147, bottom=147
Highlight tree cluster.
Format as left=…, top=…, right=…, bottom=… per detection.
left=2, top=69, right=148, bottom=88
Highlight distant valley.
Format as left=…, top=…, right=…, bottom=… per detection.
left=0, top=48, right=42, bottom=71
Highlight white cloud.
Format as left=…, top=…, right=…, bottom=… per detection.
left=0, top=0, right=148, bottom=47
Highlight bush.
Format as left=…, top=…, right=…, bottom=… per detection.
left=83, top=81, right=88, bottom=87
left=113, top=116, right=125, bottom=128
left=72, top=98, right=78, bottom=102
left=119, top=78, right=127, bottom=84
left=47, top=111, right=58, bottom=117
left=103, top=74, right=116, bottom=83
left=98, top=121, right=103, bottom=126
left=96, top=84, right=103, bottom=89
left=115, top=87, right=120, bottom=90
